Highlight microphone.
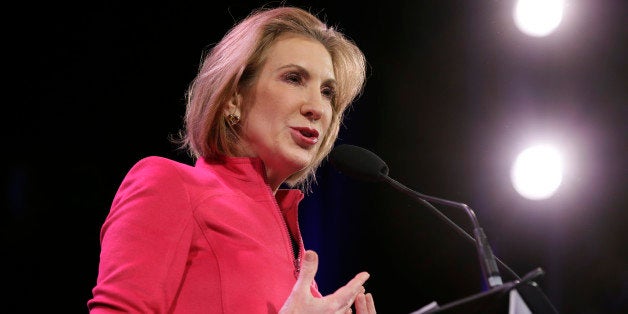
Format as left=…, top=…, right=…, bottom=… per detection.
left=329, top=144, right=510, bottom=288
left=328, top=143, right=389, bottom=182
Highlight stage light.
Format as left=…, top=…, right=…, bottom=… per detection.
left=511, top=144, right=563, bottom=200
left=513, top=0, right=564, bottom=37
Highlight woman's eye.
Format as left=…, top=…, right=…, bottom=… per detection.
left=284, top=73, right=302, bottom=84
left=321, top=86, right=335, bottom=100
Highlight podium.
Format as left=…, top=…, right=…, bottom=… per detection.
left=419, top=282, right=512, bottom=313
left=412, top=268, right=559, bottom=314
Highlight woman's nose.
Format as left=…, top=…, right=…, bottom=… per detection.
left=301, top=90, right=325, bottom=120
left=302, top=106, right=322, bottom=120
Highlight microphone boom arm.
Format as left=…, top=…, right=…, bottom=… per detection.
left=329, top=144, right=558, bottom=312
left=380, top=174, right=515, bottom=287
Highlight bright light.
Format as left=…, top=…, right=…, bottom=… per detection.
left=511, top=144, right=563, bottom=200
left=513, top=0, right=564, bottom=37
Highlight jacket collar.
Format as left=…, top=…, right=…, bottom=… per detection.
left=195, top=156, right=304, bottom=209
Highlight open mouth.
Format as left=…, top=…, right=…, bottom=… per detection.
left=291, top=127, right=320, bottom=145
left=299, top=129, right=318, bottom=138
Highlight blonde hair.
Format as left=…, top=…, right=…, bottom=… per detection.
left=176, top=6, right=366, bottom=191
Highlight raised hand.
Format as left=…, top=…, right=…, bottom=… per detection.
left=279, top=250, right=376, bottom=314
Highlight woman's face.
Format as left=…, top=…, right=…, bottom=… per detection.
left=238, top=34, right=335, bottom=189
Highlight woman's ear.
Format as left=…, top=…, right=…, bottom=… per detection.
left=223, top=92, right=243, bottom=117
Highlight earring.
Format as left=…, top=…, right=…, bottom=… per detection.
left=227, top=113, right=240, bottom=126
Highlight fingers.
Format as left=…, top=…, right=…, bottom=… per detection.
left=279, top=251, right=321, bottom=314
left=326, top=271, right=370, bottom=311
left=292, top=250, right=318, bottom=293
left=365, top=293, right=376, bottom=313
left=354, top=293, right=367, bottom=313
left=281, top=251, right=377, bottom=314
left=355, top=292, right=376, bottom=314
left=348, top=271, right=370, bottom=288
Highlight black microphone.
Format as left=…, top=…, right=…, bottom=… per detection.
left=328, top=143, right=390, bottom=182
left=329, top=144, right=510, bottom=288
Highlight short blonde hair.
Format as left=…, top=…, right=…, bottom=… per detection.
left=177, top=6, right=366, bottom=190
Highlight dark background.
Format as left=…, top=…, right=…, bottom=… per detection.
left=4, top=0, right=626, bottom=313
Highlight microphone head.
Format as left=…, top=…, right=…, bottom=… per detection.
left=329, top=144, right=389, bottom=182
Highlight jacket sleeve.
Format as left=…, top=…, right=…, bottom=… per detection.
left=88, top=157, right=196, bottom=313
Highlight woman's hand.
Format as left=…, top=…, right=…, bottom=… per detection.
left=279, top=250, right=376, bottom=314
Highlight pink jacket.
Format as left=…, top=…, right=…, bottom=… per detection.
left=88, top=156, right=321, bottom=313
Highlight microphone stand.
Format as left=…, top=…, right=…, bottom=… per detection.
left=381, top=174, right=506, bottom=287
left=379, top=174, right=560, bottom=313
left=328, top=143, right=558, bottom=313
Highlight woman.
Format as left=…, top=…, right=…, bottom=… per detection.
left=88, top=6, right=376, bottom=313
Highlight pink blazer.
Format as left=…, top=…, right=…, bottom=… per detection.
left=88, top=156, right=320, bottom=313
